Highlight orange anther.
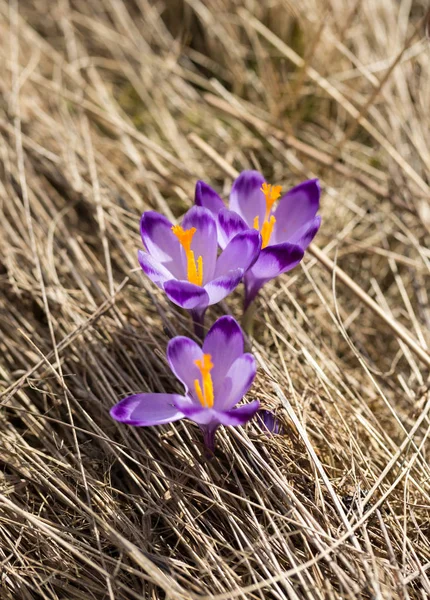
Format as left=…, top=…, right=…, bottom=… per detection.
left=194, top=354, right=214, bottom=408
left=171, top=225, right=203, bottom=286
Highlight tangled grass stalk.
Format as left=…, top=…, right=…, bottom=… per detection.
left=0, top=1, right=429, bottom=598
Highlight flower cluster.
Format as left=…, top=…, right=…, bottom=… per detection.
left=111, top=316, right=259, bottom=455
left=110, top=170, right=321, bottom=455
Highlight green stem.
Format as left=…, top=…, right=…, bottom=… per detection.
left=242, top=301, right=257, bottom=337
left=190, top=308, right=206, bottom=341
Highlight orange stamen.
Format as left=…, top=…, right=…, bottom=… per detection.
left=252, top=181, right=282, bottom=248
left=261, top=182, right=282, bottom=219
left=194, top=354, right=214, bottom=408
left=171, top=225, right=203, bottom=286
left=261, top=215, right=276, bottom=249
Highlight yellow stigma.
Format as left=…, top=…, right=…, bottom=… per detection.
left=194, top=354, right=214, bottom=408
left=252, top=182, right=282, bottom=248
left=261, top=215, right=276, bottom=249
left=171, top=225, right=203, bottom=286
left=261, top=182, right=282, bottom=219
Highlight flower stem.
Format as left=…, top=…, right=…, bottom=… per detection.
left=201, top=425, right=217, bottom=460
left=243, top=274, right=261, bottom=321
left=242, top=300, right=257, bottom=336
left=190, top=308, right=206, bottom=341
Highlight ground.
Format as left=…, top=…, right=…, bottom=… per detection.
left=0, top=1, right=429, bottom=599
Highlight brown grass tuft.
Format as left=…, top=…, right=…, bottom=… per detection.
left=0, top=0, right=429, bottom=598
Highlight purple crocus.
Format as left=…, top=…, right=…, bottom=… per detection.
left=195, top=171, right=321, bottom=308
left=138, top=205, right=261, bottom=331
left=110, top=316, right=259, bottom=455
left=256, top=409, right=283, bottom=435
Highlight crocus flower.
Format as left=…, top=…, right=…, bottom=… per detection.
left=110, top=316, right=259, bottom=455
left=195, top=171, right=321, bottom=308
left=256, top=409, right=283, bottom=435
left=138, top=205, right=261, bottom=331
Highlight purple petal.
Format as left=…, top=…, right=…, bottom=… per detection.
left=256, top=409, right=283, bottom=434
left=164, top=280, right=209, bottom=310
left=195, top=180, right=225, bottom=215
left=243, top=243, right=304, bottom=307
left=216, top=400, right=260, bottom=426
left=167, top=336, right=203, bottom=398
left=110, top=393, right=185, bottom=426
left=217, top=207, right=249, bottom=249
left=203, top=316, right=244, bottom=391
left=182, top=206, right=218, bottom=283
left=214, top=230, right=261, bottom=277
left=137, top=250, right=173, bottom=288
left=203, top=269, right=243, bottom=305
left=273, top=179, right=320, bottom=244
left=173, top=397, right=214, bottom=425
left=248, top=242, right=304, bottom=280
left=243, top=272, right=265, bottom=308
left=140, top=212, right=184, bottom=279
left=230, top=170, right=266, bottom=228
left=216, top=354, right=257, bottom=410
left=288, top=215, right=321, bottom=250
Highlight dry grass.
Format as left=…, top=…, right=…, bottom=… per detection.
left=0, top=0, right=430, bottom=598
